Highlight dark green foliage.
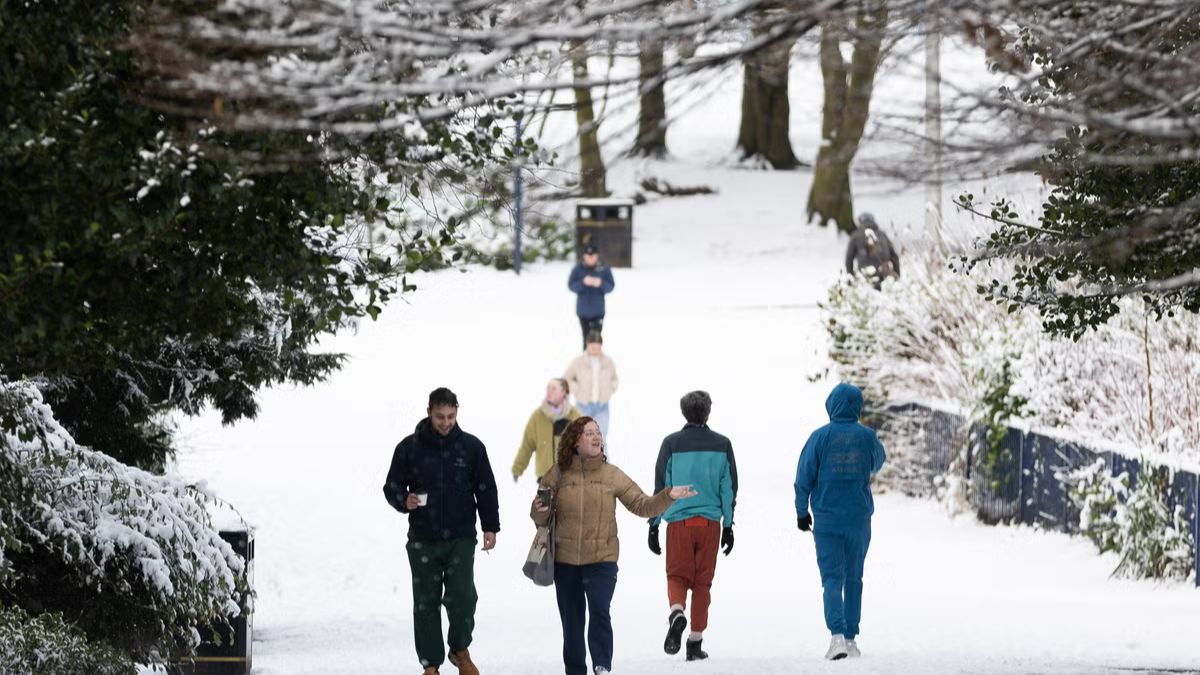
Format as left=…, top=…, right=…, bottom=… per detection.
left=0, top=604, right=134, bottom=675
left=0, top=0, right=501, bottom=469
left=469, top=217, right=575, bottom=271
left=1, top=382, right=253, bottom=667
left=980, top=361, right=1026, bottom=492
left=961, top=10, right=1200, bottom=338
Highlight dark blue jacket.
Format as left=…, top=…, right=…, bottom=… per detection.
left=650, top=424, right=738, bottom=528
left=383, top=419, right=501, bottom=542
left=568, top=262, right=615, bottom=319
left=794, top=383, right=886, bottom=533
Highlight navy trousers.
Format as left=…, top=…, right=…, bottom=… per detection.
left=813, top=523, right=872, bottom=640
left=554, top=562, right=618, bottom=675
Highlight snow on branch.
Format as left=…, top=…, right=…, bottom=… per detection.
left=131, top=0, right=847, bottom=132
left=0, top=380, right=249, bottom=661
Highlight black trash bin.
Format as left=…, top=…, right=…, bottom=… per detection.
left=178, top=528, right=255, bottom=675
left=576, top=199, right=633, bottom=268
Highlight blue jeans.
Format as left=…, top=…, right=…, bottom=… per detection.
left=554, top=562, right=618, bottom=675
left=577, top=401, right=610, bottom=439
left=813, top=524, right=871, bottom=639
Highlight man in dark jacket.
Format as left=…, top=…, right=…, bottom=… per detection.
left=794, top=383, right=886, bottom=661
left=844, top=213, right=900, bottom=288
left=384, top=387, right=500, bottom=675
left=648, top=391, right=738, bottom=662
left=567, top=244, right=615, bottom=349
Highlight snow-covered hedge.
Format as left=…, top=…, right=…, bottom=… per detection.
left=1066, top=459, right=1194, bottom=580
left=0, top=604, right=132, bottom=675
left=825, top=243, right=1198, bottom=579
left=824, top=245, right=1200, bottom=471
left=0, top=381, right=249, bottom=665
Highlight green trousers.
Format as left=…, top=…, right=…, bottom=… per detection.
left=406, top=537, right=478, bottom=668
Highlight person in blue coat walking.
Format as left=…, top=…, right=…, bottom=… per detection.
left=567, top=244, right=615, bottom=349
left=794, top=382, right=886, bottom=661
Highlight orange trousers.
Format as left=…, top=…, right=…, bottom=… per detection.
left=665, top=516, right=721, bottom=632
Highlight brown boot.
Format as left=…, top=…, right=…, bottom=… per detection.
left=422, top=667, right=439, bottom=675
left=448, top=648, right=479, bottom=675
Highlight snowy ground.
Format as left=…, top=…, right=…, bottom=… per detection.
left=169, top=41, right=1197, bottom=675
left=172, top=160, right=1198, bottom=675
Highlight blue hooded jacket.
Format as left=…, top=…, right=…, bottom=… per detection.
left=794, top=383, right=886, bottom=533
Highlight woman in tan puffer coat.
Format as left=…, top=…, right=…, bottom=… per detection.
left=531, top=416, right=696, bottom=675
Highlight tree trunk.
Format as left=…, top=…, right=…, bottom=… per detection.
left=736, top=27, right=797, bottom=169
left=806, top=1, right=888, bottom=233
left=631, top=37, right=668, bottom=157
left=572, top=41, right=608, bottom=197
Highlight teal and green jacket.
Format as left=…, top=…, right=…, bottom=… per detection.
left=650, top=423, right=738, bottom=528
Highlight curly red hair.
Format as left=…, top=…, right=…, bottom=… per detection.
left=556, top=416, right=603, bottom=470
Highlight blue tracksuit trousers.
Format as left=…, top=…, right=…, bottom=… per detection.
left=813, top=524, right=871, bottom=639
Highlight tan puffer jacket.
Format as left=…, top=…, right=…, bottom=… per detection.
left=531, top=454, right=673, bottom=565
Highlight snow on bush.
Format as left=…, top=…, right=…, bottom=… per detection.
left=0, top=380, right=249, bottom=665
left=824, top=243, right=1200, bottom=471
left=1066, top=459, right=1194, bottom=581
left=0, top=604, right=132, bottom=675
left=825, top=242, right=1199, bottom=579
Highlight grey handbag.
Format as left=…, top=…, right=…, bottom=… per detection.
left=522, top=469, right=562, bottom=586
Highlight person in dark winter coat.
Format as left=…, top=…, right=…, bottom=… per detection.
left=647, top=391, right=738, bottom=662
left=844, top=213, right=900, bottom=288
left=383, top=387, right=500, bottom=675
left=568, top=245, right=615, bottom=349
left=794, top=382, right=886, bottom=661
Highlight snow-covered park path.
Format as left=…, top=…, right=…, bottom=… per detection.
left=173, top=161, right=1199, bottom=675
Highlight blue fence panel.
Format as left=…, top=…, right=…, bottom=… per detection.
left=971, top=426, right=1022, bottom=524
left=1107, top=453, right=1143, bottom=488
left=1019, top=433, right=1101, bottom=533
left=890, top=403, right=1200, bottom=586
left=927, top=409, right=961, bottom=473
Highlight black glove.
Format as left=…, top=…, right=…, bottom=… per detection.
left=648, top=525, right=661, bottom=555
left=797, top=514, right=813, bottom=532
left=721, top=527, right=734, bottom=556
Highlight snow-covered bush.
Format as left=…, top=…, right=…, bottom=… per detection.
left=825, top=246, right=1034, bottom=497
left=824, top=242, right=1200, bottom=470
left=1066, top=459, right=1194, bottom=580
left=0, top=381, right=249, bottom=665
left=459, top=215, right=575, bottom=270
left=825, top=247, right=1032, bottom=420
left=1066, top=459, right=1125, bottom=553
left=0, top=604, right=132, bottom=675
left=826, top=239, right=1199, bottom=578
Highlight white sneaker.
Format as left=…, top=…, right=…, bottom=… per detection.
left=846, top=639, right=861, bottom=658
left=594, top=668, right=610, bottom=674
left=825, top=634, right=849, bottom=660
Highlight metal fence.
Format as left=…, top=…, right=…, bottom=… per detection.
left=890, top=404, right=1200, bottom=587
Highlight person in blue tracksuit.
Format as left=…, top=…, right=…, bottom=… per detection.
left=648, top=391, right=738, bottom=661
left=794, top=382, right=886, bottom=661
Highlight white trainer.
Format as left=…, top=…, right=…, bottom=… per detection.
left=846, top=639, right=861, bottom=658
left=825, top=634, right=849, bottom=660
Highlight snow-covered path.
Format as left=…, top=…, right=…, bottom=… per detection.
left=173, top=163, right=1199, bottom=675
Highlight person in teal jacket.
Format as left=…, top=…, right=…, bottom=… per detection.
left=647, top=391, right=738, bottom=662
left=794, top=382, right=886, bottom=661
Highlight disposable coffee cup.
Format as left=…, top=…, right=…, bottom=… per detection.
left=414, top=491, right=429, bottom=507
